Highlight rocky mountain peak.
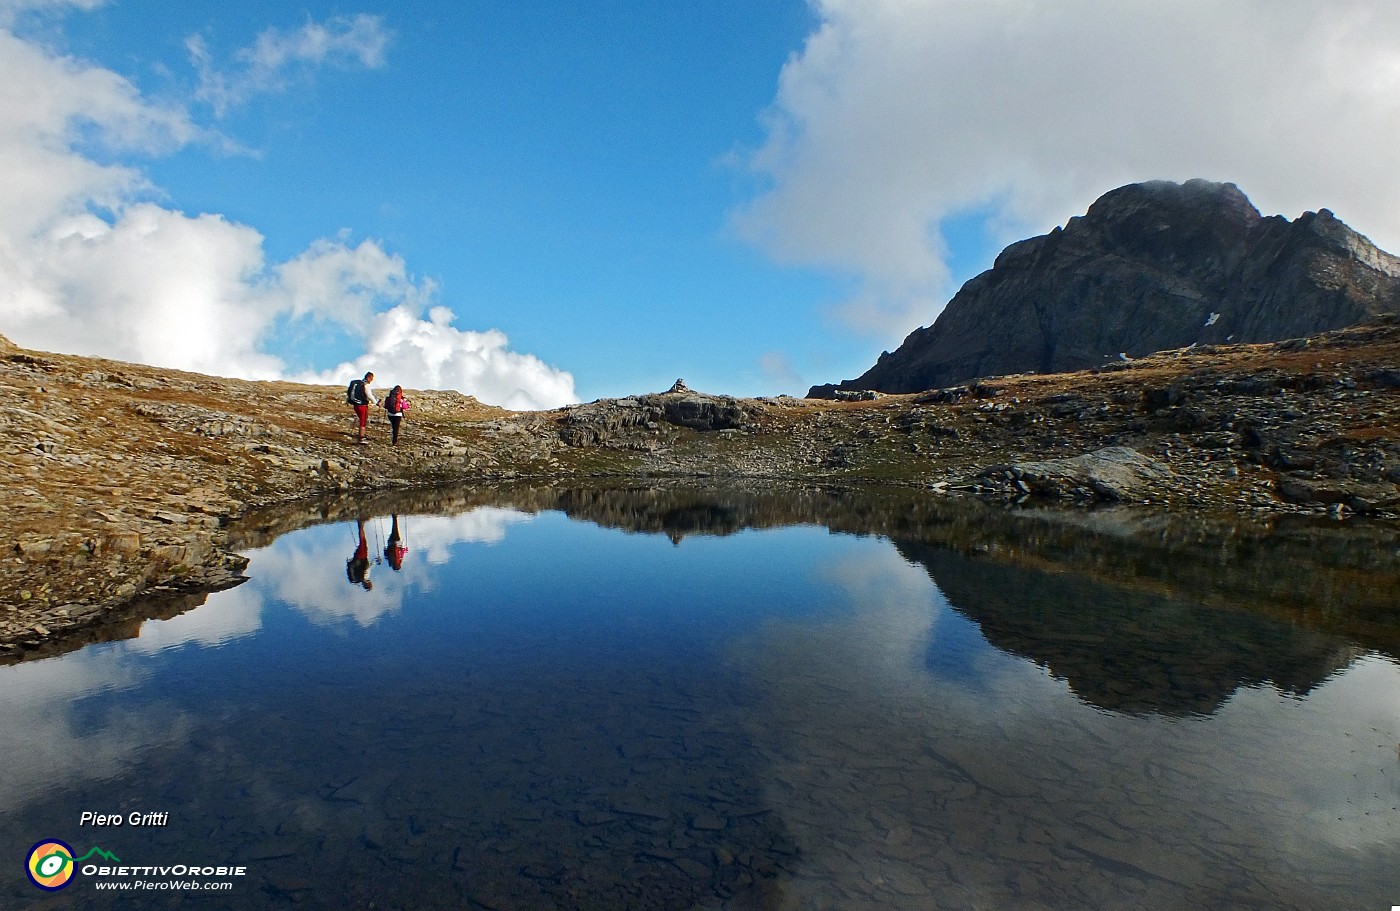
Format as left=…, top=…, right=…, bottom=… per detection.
left=811, top=179, right=1400, bottom=398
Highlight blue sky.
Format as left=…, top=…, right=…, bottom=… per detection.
left=126, top=1, right=836, bottom=392
left=3, top=1, right=1400, bottom=406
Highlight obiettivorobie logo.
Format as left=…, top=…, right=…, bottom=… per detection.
left=25, top=840, right=119, bottom=891
left=25, top=838, right=246, bottom=893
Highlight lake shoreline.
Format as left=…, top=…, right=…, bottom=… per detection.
left=2, top=320, right=1398, bottom=661
left=7, top=481, right=1394, bottom=910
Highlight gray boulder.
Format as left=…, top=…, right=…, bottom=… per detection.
left=979, top=447, right=1177, bottom=502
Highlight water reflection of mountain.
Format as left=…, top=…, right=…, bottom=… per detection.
left=24, top=482, right=1400, bottom=680
left=895, top=539, right=1364, bottom=716
left=230, top=483, right=1400, bottom=703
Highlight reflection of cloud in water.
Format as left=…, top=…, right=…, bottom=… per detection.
left=1220, top=656, right=1400, bottom=851
left=0, top=507, right=538, bottom=815
left=809, top=545, right=1063, bottom=718
left=411, top=507, right=533, bottom=565
left=243, top=507, right=534, bottom=627
left=730, top=539, right=1400, bottom=908
left=254, top=530, right=406, bottom=627
left=813, top=546, right=943, bottom=683
left=0, top=651, right=194, bottom=811
left=126, top=583, right=266, bottom=653
left=732, top=544, right=975, bottom=904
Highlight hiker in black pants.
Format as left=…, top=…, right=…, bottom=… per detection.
left=384, top=385, right=410, bottom=445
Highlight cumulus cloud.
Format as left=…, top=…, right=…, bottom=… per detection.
left=737, top=0, right=1400, bottom=341
left=0, top=12, right=576, bottom=409
left=188, top=14, right=391, bottom=117
left=295, top=306, right=578, bottom=411
left=0, top=27, right=199, bottom=222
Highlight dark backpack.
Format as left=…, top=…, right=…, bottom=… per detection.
left=346, top=379, right=365, bottom=405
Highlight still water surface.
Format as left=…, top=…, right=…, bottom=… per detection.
left=2, top=486, right=1399, bottom=910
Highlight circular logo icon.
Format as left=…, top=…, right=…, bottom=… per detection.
left=26, top=839, right=75, bottom=891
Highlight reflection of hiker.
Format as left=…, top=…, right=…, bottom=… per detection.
left=384, top=385, right=411, bottom=446
left=384, top=513, right=408, bottom=571
left=346, top=519, right=373, bottom=590
left=345, top=371, right=379, bottom=444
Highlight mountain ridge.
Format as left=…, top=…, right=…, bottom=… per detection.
left=811, top=179, right=1400, bottom=397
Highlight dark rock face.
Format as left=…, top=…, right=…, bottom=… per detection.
left=811, top=180, right=1400, bottom=397
left=655, top=394, right=747, bottom=431
left=556, top=388, right=750, bottom=447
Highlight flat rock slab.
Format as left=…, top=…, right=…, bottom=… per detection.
left=1276, top=477, right=1400, bottom=513
left=982, top=446, right=1177, bottom=502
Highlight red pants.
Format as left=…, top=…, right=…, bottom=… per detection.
left=354, top=404, right=369, bottom=432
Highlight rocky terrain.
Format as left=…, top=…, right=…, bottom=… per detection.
left=2, top=318, right=1399, bottom=661
left=813, top=179, right=1400, bottom=397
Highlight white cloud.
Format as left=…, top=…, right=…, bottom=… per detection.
left=0, top=13, right=577, bottom=409
left=20, top=204, right=289, bottom=378
left=0, top=0, right=103, bottom=28
left=0, top=28, right=199, bottom=226
left=737, top=0, right=1400, bottom=342
left=189, top=14, right=391, bottom=117
left=296, top=306, right=577, bottom=411
left=274, top=235, right=425, bottom=322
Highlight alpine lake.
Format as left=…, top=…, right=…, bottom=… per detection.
left=2, top=483, right=1399, bottom=911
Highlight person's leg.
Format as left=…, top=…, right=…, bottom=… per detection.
left=355, top=404, right=369, bottom=440
left=391, top=415, right=400, bottom=444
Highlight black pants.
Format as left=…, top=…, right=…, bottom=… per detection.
left=389, top=415, right=402, bottom=444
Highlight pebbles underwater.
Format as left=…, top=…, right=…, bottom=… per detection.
left=0, top=487, right=1397, bottom=910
